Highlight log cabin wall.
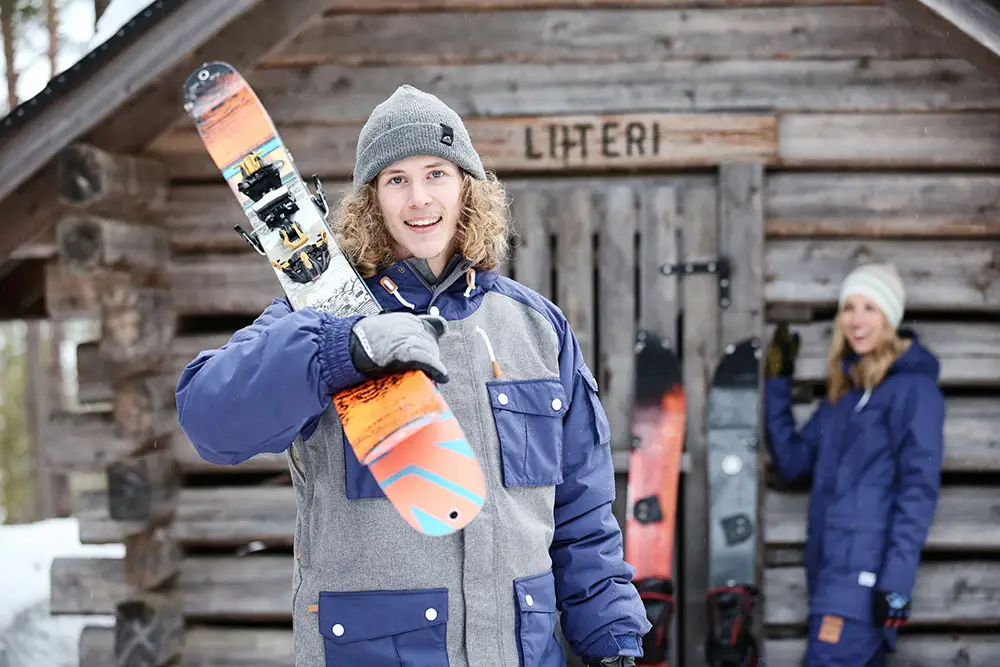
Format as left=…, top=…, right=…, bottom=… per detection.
left=52, top=1, right=1000, bottom=666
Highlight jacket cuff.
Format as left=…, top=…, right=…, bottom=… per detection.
left=582, top=632, right=642, bottom=658
left=317, top=313, right=367, bottom=394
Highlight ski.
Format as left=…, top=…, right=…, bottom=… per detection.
left=181, top=61, right=486, bottom=537
left=625, top=329, right=686, bottom=666
left=704, top=337, right=763, bottom=667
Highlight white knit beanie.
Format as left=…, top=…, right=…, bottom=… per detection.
left=838, top=263, right=906, bottom=328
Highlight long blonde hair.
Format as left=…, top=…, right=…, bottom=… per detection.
left=825, top=314, right=910, bottom=404
left=329, top=170, right=512, bottom=278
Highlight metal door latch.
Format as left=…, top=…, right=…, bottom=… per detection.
left=659, top=257, right=732, bottom=308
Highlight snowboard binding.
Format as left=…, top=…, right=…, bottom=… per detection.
left=704, top=583, right=761, bottom=667
left=271, top=230, right=333, bottom=284
left=635, top=577, right=674, bottom=664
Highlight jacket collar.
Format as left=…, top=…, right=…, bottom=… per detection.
left=364, top=253, right=500, bottom=319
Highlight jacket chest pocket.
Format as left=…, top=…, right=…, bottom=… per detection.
left=318, top=588, right=450, bottom=667
left=487, top=378, right=566, bottom=487
left=343, top=432, right=386, bottom=500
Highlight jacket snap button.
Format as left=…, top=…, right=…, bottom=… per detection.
left=332, top=624, right=344, bottom=636
left=498, top=393, right=508, bottom=405
left=525, top=594, right=534, bottom=607
left=551, top=398, right=562, bottom=411
left=425, top=607, right=437, bottom=621
left=429, top=306, right=440, bottom=316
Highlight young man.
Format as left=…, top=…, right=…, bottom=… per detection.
left=176, top=84, right=650, bottom=667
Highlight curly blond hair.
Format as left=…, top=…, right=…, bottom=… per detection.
left=329, top=170, right=512, bottom=278
left=825, top=314, right=910, bottom=404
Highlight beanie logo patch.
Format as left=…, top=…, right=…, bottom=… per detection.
left=440, top=123, right=454, bottom=146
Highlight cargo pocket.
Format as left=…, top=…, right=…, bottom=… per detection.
left=514, top=569, right=565, bottom=667
left=487, top=378, right=566, bottom=487
left=578, top=364, right=611, bottom=447
left=343, top=432, right=386, bottom=500
left=318, top=588, right=450, bottom=667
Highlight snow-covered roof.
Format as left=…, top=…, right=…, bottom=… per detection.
left=0, top=0, right=182, bottom=137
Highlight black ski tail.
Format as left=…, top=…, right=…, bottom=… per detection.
left=704, top=583, right=761, bottom=667
left=635, top=577, right=674, bottom=665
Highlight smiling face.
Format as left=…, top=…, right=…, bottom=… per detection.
left=375, top=155, right=463, bottom=276
left=837, top=294, right=888, bottom=356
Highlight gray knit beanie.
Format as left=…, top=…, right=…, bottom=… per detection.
left=353, top=84, right=487, bottom=191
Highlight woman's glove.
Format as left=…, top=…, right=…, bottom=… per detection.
left=765, top=323, right=800, bottom=378
left=349, top=312, right=449, bottom=383
left=872, top=591, right=911, bottom=628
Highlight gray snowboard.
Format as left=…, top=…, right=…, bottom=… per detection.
left=704, top=337, right=763, bottom=667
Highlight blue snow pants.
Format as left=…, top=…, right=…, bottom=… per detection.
left=802, top=614, right=888, bottom=667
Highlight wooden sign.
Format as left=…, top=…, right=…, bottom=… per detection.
left=470, top=113, right=777, bottom=170
left=153, top=112, right=777, bottom=179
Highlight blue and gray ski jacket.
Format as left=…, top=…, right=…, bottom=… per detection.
left=175, top=253, right=651, bottom=667
left=764, top=334, right=944, bottom=633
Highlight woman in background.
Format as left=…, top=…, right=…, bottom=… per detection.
left=763, top=263, right=945, bottom=667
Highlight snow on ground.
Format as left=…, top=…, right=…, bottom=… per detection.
left=0, top=519, right=123, bottom=667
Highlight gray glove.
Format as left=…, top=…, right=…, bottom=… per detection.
left=349, top=312, right=449, bottom=383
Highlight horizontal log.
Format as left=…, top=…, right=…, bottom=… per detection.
left=242, top=58, right=1000, bottom=123
left=122, top=525, right=183, bottom=590
left=167, top=255, right=283, bottom=316
left=764, top=635, right=1000, bottom=667
left=107, top=448, right=179, bottom=525
left=79, top=625, right=1000, bottom=667
left=55, top=215, right=168, bottom=275
left=57, top=143, right=168, bottom=215
left=269, top=6, right=942, bottom=67
left=150, top=112, right=1000, bottom=181
left=764, top=486, right=1000, bottom=549
left=45, top=412, right=154, bottom=471
left=165, top=171, right=1000, bottom=257
left=44, top=261, right=135, bottom=318
left=54, top=555, right=1000, bottom=627
left=165, top=245, right=1000, bottom=318
left=778, top=112, right=1000, bottom=167
left=79, top=486, right=296, bottom=547
left=765, top=173, right=1000, bottom=237
left=80, top=626, right=295, bottom=667
left=51, top=555, right=292, bottom=620
left=149, top=112, right=777, bottom=181
left=102, top=287, right=176, bottom=375
left=765, top=561, right=1000, bottom=626
left=788, top=320, right=1000, bottom=386
left=789, top=397, right=1000, bottom=473
left=765, top=239, right=1000, bottom=311
left=113, top=595, right=184, bottom=667
left=324, top=0, right=882, bottom=11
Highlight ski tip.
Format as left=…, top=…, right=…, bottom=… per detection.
left=712, top=337, right=761, bottom=388
left=634, top=329, right=682, bottom=405
left=182, top=61, right=243, bottom=109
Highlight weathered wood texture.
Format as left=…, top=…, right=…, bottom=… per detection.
left=786, top=321, right=1000, bottom=386
left=149, top=239, right=1000, bottom=319
left=146, top=173, right=1000, bottom=258
left=888, top=0, right=1000, bottom=82
left=766, top=486, right=1000, bottom=552
left=766, top=562, right=1000, bottom=627
left=52, top=555, right=1000, bottom=628
left=268, top=6, right=943, bottom=66
left=235, top=59, right=1000, bottom=119
left=766, top=239, right=1000, bottom=312
left=149, top=113, right=777, bottom=180
left=77, top=625, right=1000, bottom=667
left=149, top=112, right=1000, bottom=180
left=57, top=143, right=168, bottom=215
